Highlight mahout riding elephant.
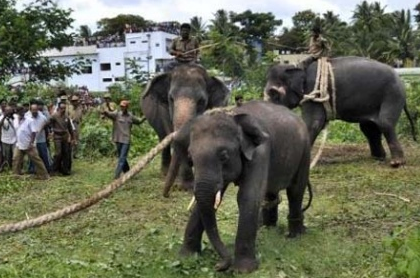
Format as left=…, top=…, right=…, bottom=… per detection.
left=178, top=101, right=312, bottom=273
left=264, top=56, right=416, bottom=167
left=141, top=64, right=230, bottom=190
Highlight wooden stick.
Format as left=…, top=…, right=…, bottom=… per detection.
left=373, top=192, right=411, bottom=203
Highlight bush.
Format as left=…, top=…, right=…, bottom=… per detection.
left=384, top=226, right=420, bottom=278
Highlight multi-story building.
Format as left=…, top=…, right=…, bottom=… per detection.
left=42, top=31, right=178, bottom=92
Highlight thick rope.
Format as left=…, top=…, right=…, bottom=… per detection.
left=0, top=132, right=177, bottom=234
left=300, top=58, right=336, bottom=120
left=310, top=127, right=328, bottom=169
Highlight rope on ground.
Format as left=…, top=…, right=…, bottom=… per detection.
left=0, top=132, right=177, bottom=235
left=310, top=127, right=328, bottom=170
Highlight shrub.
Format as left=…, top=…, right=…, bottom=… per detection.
left=383, top=226, right=420, bottom=278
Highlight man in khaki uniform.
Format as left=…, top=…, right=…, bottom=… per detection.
left=99, top=93, right=117, bottom=119
left=165, top=23, right=200, bottom=71
left=301, top=25, right=331, bottom=70
left=48, top=102, right=75, bottom=175
left=68, top=94, right=84, bottom=158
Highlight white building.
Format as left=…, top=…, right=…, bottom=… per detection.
left=42, top=31, right=177, bottom=92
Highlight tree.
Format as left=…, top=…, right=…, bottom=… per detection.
left=95, top=14, right=148, bottom=37
left=230, top=10, right=282, bottom=61
left=203, top=10, right=245, bottom=77
left=190, top=16, right=207, bottom=42
left=385, top=10, right=416, bottom=65
left=78, top=25, right=92, bottom=44
left=0, top=0, right=84, bottom=82
left=348, top=1, right=393, bottom=61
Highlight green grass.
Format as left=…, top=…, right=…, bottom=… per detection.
left=0, top=140, right=419, bottom=278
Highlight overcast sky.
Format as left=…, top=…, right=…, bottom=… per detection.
left=21, top=0, right=419, bottom=32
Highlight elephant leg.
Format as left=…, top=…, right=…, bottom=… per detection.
left=379, top=122, right=405, bottom=167
left=262, top=192, right=280, bottom=227
left=233, top=186, right=260, bottom=273
left=180, top=162, right=194, bottom=191
left=161, top=145, right=171, bottom=176
left=286, top=185, right=306, bottom=238
left=180, top=205, right=204, bottom=256
left=359, top=122, right=386, bottom=160
left=302, top=104, right=327, bottom=145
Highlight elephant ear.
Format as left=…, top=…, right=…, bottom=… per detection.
left=285, top=67, right=306, bottom=96
left=206, top=76, right=231, bottom=109
left=234, top=114, right=269, bottom=161
left=142, top=73, right=171, bottom=105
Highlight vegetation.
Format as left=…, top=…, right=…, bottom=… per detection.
left=0, top=0, right=87, bottom=82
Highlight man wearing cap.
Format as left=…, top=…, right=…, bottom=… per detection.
left=99, top=93, right=117, bottom=119
left=165, top=23, right=200, bottom=72
left=68, top=94, right=84, bottom=158
left=101, top=100, right=145, bottom=179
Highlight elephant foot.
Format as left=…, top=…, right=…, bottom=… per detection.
left=287, top=217, right=306, bottom=238
left=390, top=158, right=406, bottom=168
left=215, top=257, right=232, bottom=272
left=161, top=166, right=169, bottom=177
left=232, top=257, right=259, bottom=274
left=372, top=155, right=386, bottom=161
left=179, top=245, right=200, bottom=257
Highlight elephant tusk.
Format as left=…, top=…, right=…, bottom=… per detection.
left=271, top=86, right=286, bottom=96
left=214, top=190, right=222, bottom=210
left=187, top=196, right=196, bottom=211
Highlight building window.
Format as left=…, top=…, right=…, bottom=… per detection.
left=116, top=62, right=121, bottom=66
left=141, top=40, right=148, bottom=43
left=100, top=63, right=111, bottom=71
left=155, top=43, right=160, bottom=47
left=81, top=66, right=92, bottom=74
left=130, top=41, right=136, bottom=44
left=115, top=77, right=125, bottom=82
left=102, top=78, right=112, bottom=82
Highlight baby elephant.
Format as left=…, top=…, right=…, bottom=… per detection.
left=180, top=101, right=312, bottom=273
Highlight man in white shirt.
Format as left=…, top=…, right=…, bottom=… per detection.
left=26, top=100, right=51, bottom=173
left=0, top=106, right=18, bottom=171
left=13, top=104, right=49, bottom=180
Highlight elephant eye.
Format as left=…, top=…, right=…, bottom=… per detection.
left=219, top=149, right=229, bottom=163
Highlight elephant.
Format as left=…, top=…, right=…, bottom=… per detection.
left=141, top=64, right=230, bottom=190
left=178, top=101, right=312, bottom=273
left=264, top=56, right=416, bottom=168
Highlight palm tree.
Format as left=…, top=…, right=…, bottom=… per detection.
left=349, top=1, right=392, bottom=61
left=204, top=10, right=246, bottom=77
left=190, top=16, right=207, bottom=42
left=78, top=25, right=92, bottom=45
left=384, top=10, right=416, bottom=66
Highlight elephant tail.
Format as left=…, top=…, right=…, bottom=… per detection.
left=302, top=180, right=313, bottom=212
left=404, top=104, right=417, bottom=142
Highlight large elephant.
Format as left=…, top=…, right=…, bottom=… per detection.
left=141, top=64, right=230, bottom=189
left=179, top=101, right=312, bottom=273
left=264, top=56, right=416, bottom=167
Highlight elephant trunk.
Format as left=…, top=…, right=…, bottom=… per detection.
left=162, top=98, right=196, bottom=196
left=195, top=177, right=231, bottom=270
left=173, top=98, right=196, bottom=131
left=162, top=149, right=181, bottom=197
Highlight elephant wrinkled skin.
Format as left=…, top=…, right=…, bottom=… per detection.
left=179, top=101, right=312, bottom=273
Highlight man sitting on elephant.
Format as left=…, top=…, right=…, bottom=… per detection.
left=300, top=24, right=331, bottom=70
left=165, top=23, right=200, bottom=72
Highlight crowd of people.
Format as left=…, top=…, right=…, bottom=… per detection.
left=0, top=88, right=144, bottom=180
